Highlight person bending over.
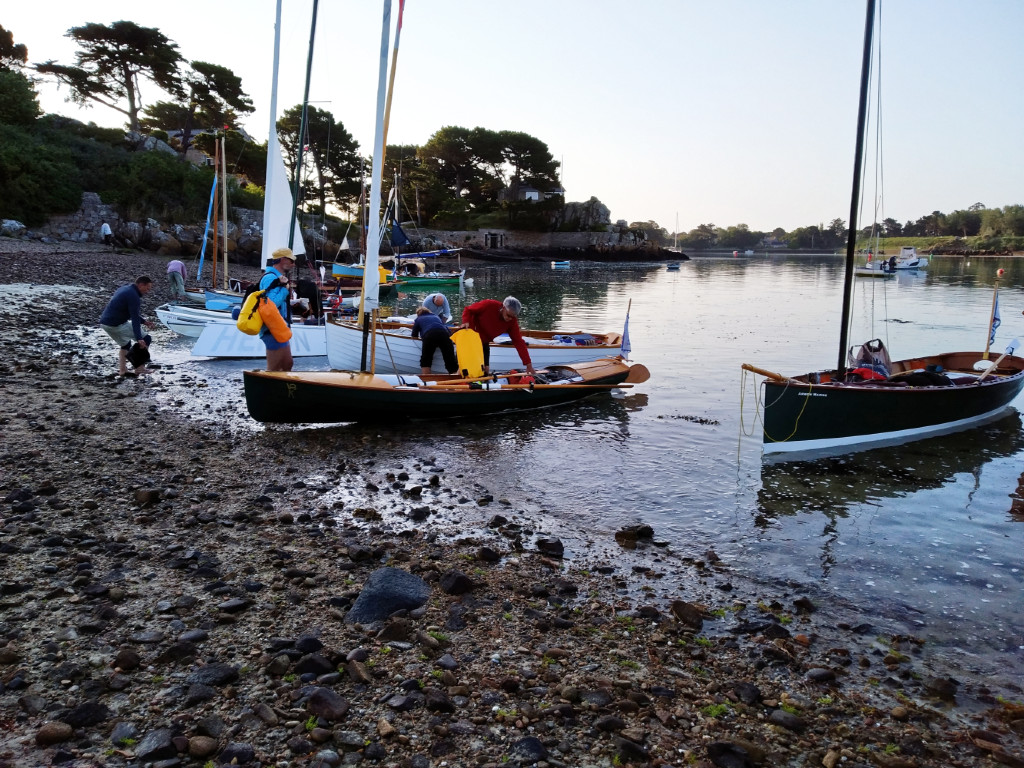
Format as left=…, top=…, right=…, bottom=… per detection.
left=460, top=296, right=535, bottom=375
left=412, top=307, right=458, bottom=375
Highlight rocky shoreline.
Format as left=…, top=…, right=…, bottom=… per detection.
left=1, top=238, right=1022, bottom=768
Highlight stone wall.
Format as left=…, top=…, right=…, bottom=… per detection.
left=35, top=192, right=122, bottom=243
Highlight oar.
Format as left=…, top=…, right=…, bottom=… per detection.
left=976, top=339, right=1020, bottom=382
left=741, top=363, right=802, bottom=383
left=625, top=363, right=650, bottom=383
left=479, top=383, right=633, bottom=390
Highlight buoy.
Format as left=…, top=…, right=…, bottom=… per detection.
left=997, top=268, right=1005, bottom=277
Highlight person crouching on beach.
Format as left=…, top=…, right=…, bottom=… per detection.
left=99, top=276, right=155, bottom=377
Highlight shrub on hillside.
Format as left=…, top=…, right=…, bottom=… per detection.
left=0, top=124, right=82, bottom=225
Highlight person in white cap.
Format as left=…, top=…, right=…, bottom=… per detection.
left=460, top=296, right=535, bottom=375
left=258, top=247, right=295, bottom=371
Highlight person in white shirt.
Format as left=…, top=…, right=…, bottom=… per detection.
left=421, top=293, right=451, bottom=323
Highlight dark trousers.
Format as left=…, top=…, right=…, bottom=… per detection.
left=420, top=328, right=458, bottom=373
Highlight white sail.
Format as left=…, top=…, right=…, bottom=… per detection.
left=261, top=0, right=306, bottom=269
left=361, top=0, right=393, bottom=311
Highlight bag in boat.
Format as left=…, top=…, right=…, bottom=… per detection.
left=257, top=296, right=292, bottom=343
left=450, top=328, right=485, bottom=378
left=236, top=288, right=265, bottom=336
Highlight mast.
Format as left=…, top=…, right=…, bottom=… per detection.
left=211, top=138, right=220, bottom=288
left=836, top=0, right=876, bottom=376
left=220, top=135, right=229, bottom=288
left=288, top=0, right=319, bottom=252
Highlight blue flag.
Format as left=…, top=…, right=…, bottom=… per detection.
left=990, top=292, right=1001, bottom=346
left=390, top=221, right=410, bottom=247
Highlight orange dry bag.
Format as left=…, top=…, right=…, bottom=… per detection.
left=257, top=296, right=292, bottom=343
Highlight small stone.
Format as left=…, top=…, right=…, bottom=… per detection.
left=35, top=721, right=73, bottom=746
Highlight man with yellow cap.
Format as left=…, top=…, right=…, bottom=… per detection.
left=258, top=247, right=295, bottom=371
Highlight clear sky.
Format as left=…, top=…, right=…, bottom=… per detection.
left=5, top=0, right=1022, bottom=234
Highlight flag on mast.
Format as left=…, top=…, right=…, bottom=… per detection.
left=621, top=300, right=632, bottom=360
left=990, top=291, right=1001, bottom=346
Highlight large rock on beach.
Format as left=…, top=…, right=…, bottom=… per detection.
left=345, top=567, right=431, bottom=624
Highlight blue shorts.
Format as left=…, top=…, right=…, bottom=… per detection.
left=261, top=332, right=290, bottom=351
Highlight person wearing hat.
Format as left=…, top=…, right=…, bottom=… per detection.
left=258, top=247, right=296, bottom=371
left=460, top=296, right=535, bottom=375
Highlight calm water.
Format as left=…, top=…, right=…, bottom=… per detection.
left=152, top=254, right=1024, bottom=689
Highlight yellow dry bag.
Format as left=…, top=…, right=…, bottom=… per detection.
left=236, top=290, right=265, bottom=335
left=450, top=329, right=485, bottom=378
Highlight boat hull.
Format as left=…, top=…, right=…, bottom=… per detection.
left=156, top=303, right=233, bottom=337
left=243, top=358, right=633, bottom=424
left=192, top=323, right=327, bottom=358
left=394, top=271, right=464, bottom=286
left=759, top=351, right=1024, bottom=454
left=325, top=319, right=622, bottom=373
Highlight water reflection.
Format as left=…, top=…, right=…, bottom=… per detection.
left=299, top=389, right=647, bottom=462
left=756, top=411, right=1024, bottom=524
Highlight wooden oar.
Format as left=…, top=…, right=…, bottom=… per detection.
left=976, top=339, right=1021, bottom=382
left=741, top=363, right=799, bottom=383
left=625, top=363, right=650, bottom=383
left=484, top=383, right=633, bottom=390
left=977, top=351, right=1012, bottom=382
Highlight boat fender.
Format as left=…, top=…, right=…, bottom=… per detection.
left=257, top=297, right=293, bottom=343
left=236, top=290, right=266, bottom=336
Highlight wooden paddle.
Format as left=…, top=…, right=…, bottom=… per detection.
left=975, top=339, right=1020, bottom=381
left=625, top=363, right=651, bottom=383
left=741, top=363, right=801, bottom=383
left=479, top=383, right=633, bottom=390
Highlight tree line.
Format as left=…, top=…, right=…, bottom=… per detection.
left=633, top=202, right=1024, bottom=253
left=0, top=21, right=567, bottom=232
left=1, top=21, right=1021, bottom=248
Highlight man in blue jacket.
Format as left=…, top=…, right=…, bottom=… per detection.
left=99, top=276, right=155, bottom=376
left=412, top=307, right=458, bottom=375
left=258, top=247, right=295, bottom=371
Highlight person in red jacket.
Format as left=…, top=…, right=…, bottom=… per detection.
left=460, top=296, right=536, bottom=375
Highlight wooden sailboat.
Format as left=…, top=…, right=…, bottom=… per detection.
left=243, top=0, right=647, bottom=424
left=741, top=0, right=1024, bottom=457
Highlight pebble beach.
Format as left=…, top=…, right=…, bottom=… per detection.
left=1, top=238, right=1022, bottom=768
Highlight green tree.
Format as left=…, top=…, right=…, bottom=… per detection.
left=685, top=223, right=718, bottom=250
left=0, top=124, right=82, bottom=225
left=0, top=24, right=29, bottom=70
left=193, top=129, right=267, bottom=187
left=0, top=69, right=40, bottom=125
left=277, top=104, right=361, bottom=218
left=419, top=125, right=480, bottom=204
left=717, top=223, right=763, bottom=250
left=167, top=61, right=253, bottom=154
left=35, top=21, right=184, bottom=132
